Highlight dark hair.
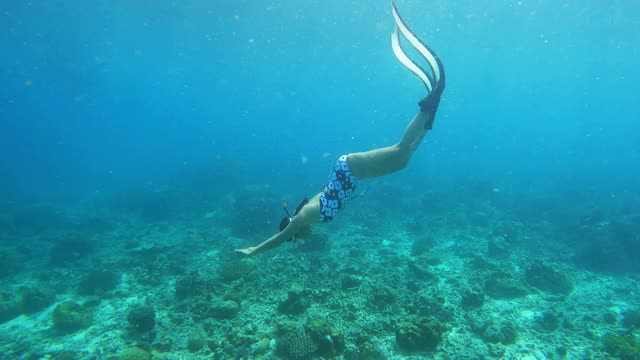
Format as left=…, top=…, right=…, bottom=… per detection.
left=278, top=198, right=309, bottom=232
left=279, top=216, right=291, bottom=232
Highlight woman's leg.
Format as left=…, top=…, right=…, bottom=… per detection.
left=347, top=111, right=434, bottom=179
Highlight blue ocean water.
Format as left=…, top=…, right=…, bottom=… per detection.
left=2, top=0, right=638, bottom=205
left=1, top=1, right=640, bottom=359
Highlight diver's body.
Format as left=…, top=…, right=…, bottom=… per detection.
left=236, top=111, right=437, bottom=256
left=236, top=3, right=445, bottom=256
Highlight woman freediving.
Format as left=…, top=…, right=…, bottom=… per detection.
left=236, top=3, right=446, bottom=256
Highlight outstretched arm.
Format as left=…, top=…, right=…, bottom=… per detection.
left=235, top=194, right=321, bottom=256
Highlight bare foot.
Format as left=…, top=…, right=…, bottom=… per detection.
left=235, top=247, right=256, bottom=256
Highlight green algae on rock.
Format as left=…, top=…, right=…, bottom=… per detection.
left=395, top=316, right=445, bottom=352
left=174, top=273, right=203, bottom=300
left=535, top=311, right=561, bottom=332
left=52, top=301, right=93, bottom=333
left=126, top=305, right=155, bottom=333
left=602, top=332, right=640, bottom=360
left=369, top=285, right=398, bottom=309
left=340, top=274, right=362, bottom=289
left=222, top=285, right=244, bottom=304
left=525, top=262, right=574, bottom=296
left=484, top=275, right=529, bottom=299
left=187, top=330, right=206, bottom=352
left=78, top=269, right=120, bottom=295
left=212, top=299, right=239, bottom=319
left=461, top=288, right=485, bottom=309
left=278, top=289, right=311, bottom=315
left=306, top=318, right=346, bottom=357
left=351, top=332, right=377, bottom=360
left=18, top=286, right=55, bottom=314
left=0, top=286, right=55, bottom=324
left=407, top=258, right=436, bottom=280
left=479, top=322, right=518, bottom=345
left=410, top=235, right=436, bottom=257
left=488, top=236, right=511, bottom=258
left=0, top=293, right=22, bottom=324
left=622, top=310, right=640, bottom=330
left=118, top=347, right=151, bottom=360
left=218, top=258, right=254, bottom=283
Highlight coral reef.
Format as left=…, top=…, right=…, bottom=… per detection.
left=192, top=299, right=240, bottom=322
left=407, top=258, right=435, bottom=280
left=488, top=236, right=511, bottom=258
left=18, top=286, right=55, bottom=314
left=410, top=235, right=435, bottom=257
left=2, top=182, right=640, bottom=360
left=0, top=292, right=22, bottom=324
left=340, top=274, right=361, bottom=289
left=277, top=330, right=318, bottom=359
left=535, top=311, right=561, bottom=332
left=278, top=289, right=311, bottom=315
left=52, top=301, right=93, bottom=333
left=348, top=332, right=378, bottom=360
left=0, top=286, right=55, bottom=323
left=78, top=269, right=120, bottom=295
left=395, top=316, right=444, bottom=352
left=305, top=319, right=345, bottom=357
left=218, top=258, right=254, bottom=283
left=47, top=350, right=80, bottom=360
left=602, top=332, right=640, bottom=360
left=369, top=285, right=397, bottom=309
left=212, top=300, right=239, bottom=319
left=174, top=273, right=202, bottom=300
left=118, top=347, right=151, bottom=360
left=127, top=305, right=156, bottom=332
left=187, top=330, right=206, bottom=352
left=475, top=321, right=518, bottom=345
left=622, top=310, right=640, bottom=330
left=461, top=288, right=485, bottom=309
left=484, top=274, right=529, bottom=299
left=525, top=262, right=574, bottom=295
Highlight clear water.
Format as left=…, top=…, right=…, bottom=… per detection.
left=1, top=1, right=639, bottom=359
left=2, top=1, right=638, bottom=204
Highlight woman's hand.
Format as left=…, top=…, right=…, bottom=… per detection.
left=235, top=247, right=256, bottom=256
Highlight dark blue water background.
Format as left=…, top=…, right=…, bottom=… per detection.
left=1, top=0, right=638, bottom=207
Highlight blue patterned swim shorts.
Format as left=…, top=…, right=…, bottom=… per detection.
left=319, top=155, right=358, bottom=222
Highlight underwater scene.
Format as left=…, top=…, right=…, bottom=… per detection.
left=1, top=0, right=639, bottom=359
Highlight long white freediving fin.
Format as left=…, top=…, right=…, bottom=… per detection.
left=390, top=2, right=444, bottom=93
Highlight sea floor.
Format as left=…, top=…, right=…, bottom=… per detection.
left=0, top=186, right=639, bottom=360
